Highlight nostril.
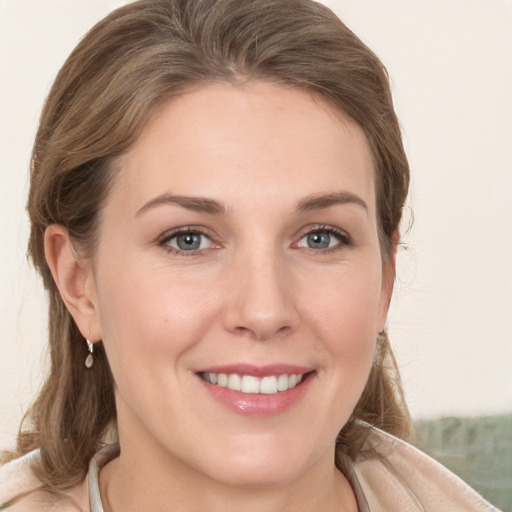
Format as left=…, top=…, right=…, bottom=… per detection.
left=276, top=325, right=292, bottom=336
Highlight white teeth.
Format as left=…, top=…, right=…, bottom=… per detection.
left=260, top=376, right=278, bottom=394
left=202, top=372, right=305, bottom=394
left=241, top=375, right=260, bottom=393
left=277, top=374, right=289, bottom=391
left=228, top=373, right=242, bottom=391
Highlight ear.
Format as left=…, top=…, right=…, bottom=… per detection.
left=44, top=225, right=101, bottom=342
left=377, top=230, right=399, bottom=330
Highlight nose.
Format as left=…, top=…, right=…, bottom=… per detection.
left=222, top=249, right=300, bottom=341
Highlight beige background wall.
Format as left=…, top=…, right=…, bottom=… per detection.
left=1, top=0, right=511, bottom=450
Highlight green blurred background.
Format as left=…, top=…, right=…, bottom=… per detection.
left=414, top=414, right=512, bottom=511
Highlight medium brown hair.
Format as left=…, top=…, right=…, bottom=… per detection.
left=7, top=0, right=411, bottom=491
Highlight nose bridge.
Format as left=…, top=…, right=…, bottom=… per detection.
left=223, top=243, right=298, bottom=340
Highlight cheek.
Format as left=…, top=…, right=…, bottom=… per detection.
left=292, top=268, right=382, bottom=445
left=308, top=266, right=383, bottom=346
left=303, top=264, right=382, bottom=396
left=93, top=257, right=219, bottom=374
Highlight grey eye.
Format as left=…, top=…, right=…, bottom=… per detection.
left=306, top=232, right=332, bottom=249
left=177, top=233, right=201, bottom=250
left=169, top=232, right=210, bottom=251
left=298, top=230, right=342, bottom=250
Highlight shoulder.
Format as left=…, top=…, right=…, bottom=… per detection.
left=353, top=425, right=501, bottom=512
left=0, top=450, right=41, bottom=509
left=0, top=451, right=88, bottom=511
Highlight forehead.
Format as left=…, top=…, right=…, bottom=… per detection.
left=110, top=81, right=376, bottom=215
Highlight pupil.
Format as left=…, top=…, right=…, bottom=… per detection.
left=177, top=233, right=200, bottom=250
left=308, top=232, right=330, bottom=249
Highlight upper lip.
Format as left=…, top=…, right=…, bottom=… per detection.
left=194, top=364, right=314, bottom=377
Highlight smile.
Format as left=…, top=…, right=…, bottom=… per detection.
left=200, top=372, right=304, bottom=394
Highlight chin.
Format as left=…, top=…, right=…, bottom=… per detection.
left=195, top=436, right=328, bottom=489
left=204, top=458, right=307, bottom=489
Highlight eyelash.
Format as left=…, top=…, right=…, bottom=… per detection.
left=296, top=225, right=352, bottom=254
left=158, top=226, right=217, bottom=256
left=157, top=224, right=352, bottom=256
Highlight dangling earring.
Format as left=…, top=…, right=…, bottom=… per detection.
left=85, top=339, right=94, bottom=368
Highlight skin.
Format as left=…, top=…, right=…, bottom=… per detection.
left=46, top=81, right=395, bottom=512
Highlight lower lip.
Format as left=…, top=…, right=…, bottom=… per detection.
left=198, top=373, right=314, bottom=416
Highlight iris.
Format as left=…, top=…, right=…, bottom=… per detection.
left=307, top=232, right=332, bottom=249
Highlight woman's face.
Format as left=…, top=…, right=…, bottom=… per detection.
left=88, top=82, right=393, bottom=487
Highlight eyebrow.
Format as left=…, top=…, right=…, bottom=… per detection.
left=135, top=194, right=225, bottom=216
left=136, top=190, right=367, bottom=217
left=296, top=192, right=368, bottom=213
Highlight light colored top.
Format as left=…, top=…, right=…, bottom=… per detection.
left=0, top=426, right=501, bottom=511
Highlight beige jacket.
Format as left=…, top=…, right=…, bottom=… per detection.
left=349, top=427, right=500, bottom=511
left=0, top=426, right=501, bottom=511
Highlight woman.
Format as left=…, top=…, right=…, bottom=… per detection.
left=0, top=0, right=500, bottom=510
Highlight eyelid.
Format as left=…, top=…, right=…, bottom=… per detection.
left=157, top=226, right=220, bottom=255
left=294, top=224, right=352, bottom=251
left=158, top=225, right=211, bottom=242
left=156, top=224, right=352, bottom=256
